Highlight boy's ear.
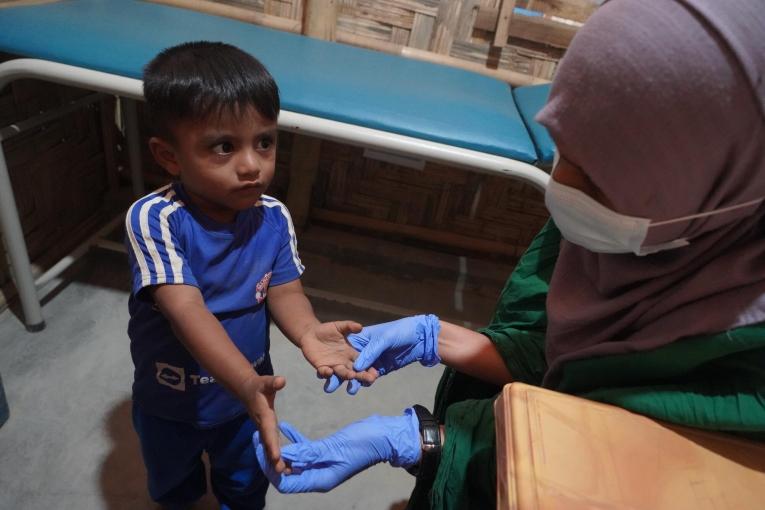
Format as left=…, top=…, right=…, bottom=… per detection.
left=148, top=137, right=181, bottom=177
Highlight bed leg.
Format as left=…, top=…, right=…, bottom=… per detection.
left=0, top=144, right=45, bottom=332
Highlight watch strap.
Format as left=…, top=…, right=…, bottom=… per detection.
left=406, top=404, right=441, bottom=481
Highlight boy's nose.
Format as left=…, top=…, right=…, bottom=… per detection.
left=236, top=149, right=261, bottom=179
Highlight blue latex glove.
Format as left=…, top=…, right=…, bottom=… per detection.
left=252, top=409, right=421, bottom=493
left=324, top=314, right=441, bottom=394
left=323, top=375, right=362, bottom=395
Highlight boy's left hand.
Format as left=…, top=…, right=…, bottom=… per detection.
left=240, top=373, right=287, bottom=473
left=299, top=321, right=377, bottom=392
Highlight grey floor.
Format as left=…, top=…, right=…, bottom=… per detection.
left=0, top=224, right=512, bottom=510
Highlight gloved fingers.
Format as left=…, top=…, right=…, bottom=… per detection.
left=279, top=421, right=311, bottom=444
left=253, top=434, right=282, bottom=483
left=352, top=338, right=390, bottom=371
left=346, top=332, right=367, bottom=351
left=255, top=434, right=334, bottom=494
left=346, top=378, right=361, bottom=395
left=323, top=374, right=342, bottom=393
left=281, top=440, right=323, bottom=466
left=272, top=469, right=336, bottom=494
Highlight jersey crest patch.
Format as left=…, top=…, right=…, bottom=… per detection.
left=255, top=271, right=273, bottom=304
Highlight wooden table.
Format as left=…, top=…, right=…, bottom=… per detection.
left=495, top=383, right=765, bottom=510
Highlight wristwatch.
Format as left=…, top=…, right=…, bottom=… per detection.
left=406, top=404, right=442, bottom=481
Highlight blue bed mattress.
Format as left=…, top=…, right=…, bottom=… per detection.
left=0, top=0, right=553, bottom=163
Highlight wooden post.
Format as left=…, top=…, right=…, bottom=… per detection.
left=286, top=0, right=336, bottom=229
left=303, top=0, right=338, bottom=41
left=98, top=96, right=120, bottom=198
left=493, top=0, right=516, bottom=48
left=145, top=0, right=302, bottom=33
left=286, top=134, right=323, bottom=229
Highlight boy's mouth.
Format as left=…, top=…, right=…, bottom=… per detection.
left=236, top=182, right=263, bottom=192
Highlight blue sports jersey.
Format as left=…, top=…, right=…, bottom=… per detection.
left=125, top=182, right=304, bottom=427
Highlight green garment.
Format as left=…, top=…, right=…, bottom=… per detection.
left=407, top=221, right=765, bottom=510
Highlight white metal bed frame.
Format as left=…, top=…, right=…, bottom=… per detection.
left=0, top=58, right=550, bottom=331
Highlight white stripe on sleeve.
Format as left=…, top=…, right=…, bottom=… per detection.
left=126, top=185, right=184, bottom=287
left=158, top=198, right=186, bottom=283
left=260, top=196, right=305, bottom=273
left=125, top=199, right=152, bottom=286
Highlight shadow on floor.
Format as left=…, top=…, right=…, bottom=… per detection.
left=98, top=400, right=257, bottom=510
left=99, top=399, right=156, bottom=510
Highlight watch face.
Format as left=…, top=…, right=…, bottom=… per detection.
left=422, top=427, right=440, bottom=446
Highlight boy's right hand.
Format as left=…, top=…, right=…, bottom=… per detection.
left=240, top=374, right=287, bottom=473
left=324, top=314, right=441, bottom=394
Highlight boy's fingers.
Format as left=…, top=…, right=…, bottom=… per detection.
left=354, top=367, right=378, bottom=384
left=249, top=375, right=287, bottom=472
left=330, top=364, right=357, bottom=380
left=254, top=409, right=284, bottom=471
left=316, top=366, right=334, bottom=378
left=268, top=375, right=287, bottom=392
left=335, top=320, right=363, bottom=336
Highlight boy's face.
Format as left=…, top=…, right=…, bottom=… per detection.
left=150, top=105, right=278, bottom=224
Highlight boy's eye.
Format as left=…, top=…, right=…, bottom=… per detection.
left=257, top=137, right=275, bottom=151
left=212, top=141, right=235, bottom=155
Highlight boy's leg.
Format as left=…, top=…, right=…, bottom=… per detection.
left=132, top=403, right=207, bottom=507
left=206, top=414, right=268, bottom=510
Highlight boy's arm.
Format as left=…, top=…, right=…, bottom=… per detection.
left=266, top=279, right=363, bottom=381
left=151, top=283, right=286, bottom=472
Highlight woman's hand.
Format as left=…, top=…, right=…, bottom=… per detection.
left=323, top=314, right=441, bottom=393
left=252, top=410, right=421, bottom=493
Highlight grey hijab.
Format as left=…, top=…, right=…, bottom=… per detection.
left=535, top=0, right=765, bottom=386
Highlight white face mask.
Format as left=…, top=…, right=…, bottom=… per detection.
left=544, top=152, right=763, bottom=256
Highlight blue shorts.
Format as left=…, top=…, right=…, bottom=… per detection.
left=132, top=403, right=267, bottom=510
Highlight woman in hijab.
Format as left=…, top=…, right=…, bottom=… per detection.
left=254, top=0, right=765, bottom=507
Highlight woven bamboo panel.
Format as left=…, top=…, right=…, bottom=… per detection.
left=306, top=139, right=548, bottom=258
left=211, top=0, right=598, bottom=81
left=0, top=54, right=116, bottom=293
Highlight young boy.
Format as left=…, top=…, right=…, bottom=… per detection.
left=125, top=41, right=363, bottom=509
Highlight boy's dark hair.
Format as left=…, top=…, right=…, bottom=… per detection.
left=143, top=41, right=280, bottom=139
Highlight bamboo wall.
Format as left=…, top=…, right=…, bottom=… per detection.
left=158, top=0, right=600, bottom=84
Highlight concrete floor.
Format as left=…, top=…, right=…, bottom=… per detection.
left=0, top=224, right=512, bottom=510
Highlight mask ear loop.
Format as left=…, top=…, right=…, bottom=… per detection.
left=637, top=198, right=764, bottom=256
left=648, top=198, right=764, bottom=227
left=552, top=149, right=560, bottom=173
